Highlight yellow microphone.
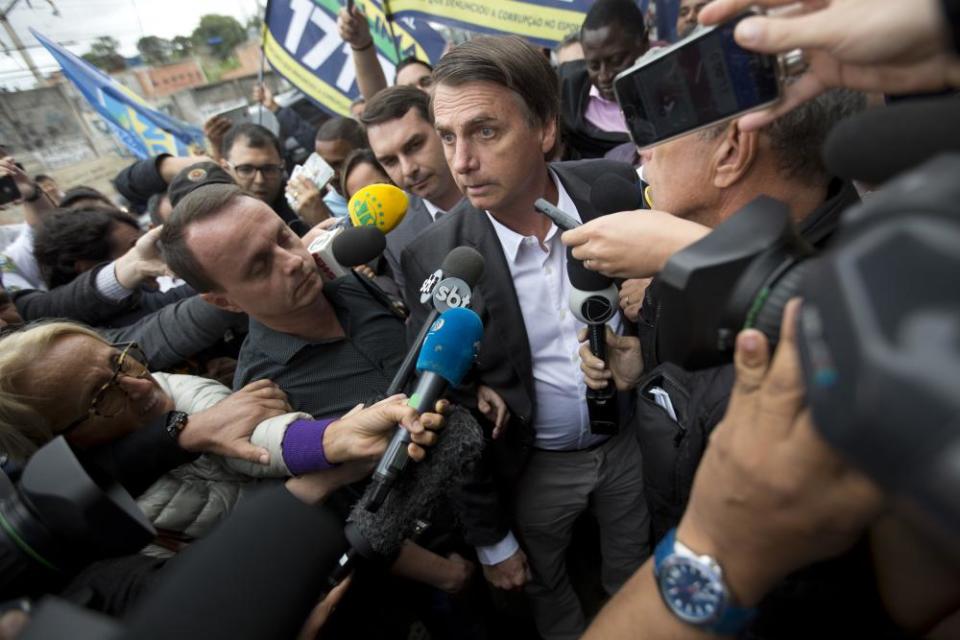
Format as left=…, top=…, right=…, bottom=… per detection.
left=348, top=184, right=408, bottom=233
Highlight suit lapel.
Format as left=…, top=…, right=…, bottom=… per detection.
left=552, top=162, right=598, bottom=221
left=457, top=205, right=535, bottom=400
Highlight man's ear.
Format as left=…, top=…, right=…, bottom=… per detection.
left=201, top=291, right=243, bottom=314
left=711, top=121, right=759, bottom=189
left=541, top=116, right=559, bottom=157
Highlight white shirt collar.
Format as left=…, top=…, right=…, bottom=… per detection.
left=422, top=198, right=444, bottom=222
left=485, top=169, right=582, bottom=264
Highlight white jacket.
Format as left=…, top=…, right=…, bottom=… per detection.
left=136, top=373, right=312, bottom=543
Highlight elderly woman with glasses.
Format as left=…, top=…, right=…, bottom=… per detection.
left=0, top=322, right=446, bottom=553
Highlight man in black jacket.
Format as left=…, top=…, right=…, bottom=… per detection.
left=559, top=0, right=648, bottom=160
left=402, top=35, right=649, bottom=640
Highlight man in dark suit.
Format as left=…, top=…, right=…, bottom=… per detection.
left=361, top=86, right=464, bottom=292
left=401, top=36, right=650, bottom=640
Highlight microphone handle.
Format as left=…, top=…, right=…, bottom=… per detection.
left=351, top=270, right=408, bottom=320
left=586, top=321, right=617, bottom=433
left=367, top=372, right=447, bottom=511
left=385, top=308, right=438, bottom=396
left=589, top=322, right=607, bottom=364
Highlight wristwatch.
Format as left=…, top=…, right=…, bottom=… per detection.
left=653, top=528, right=756, bottom=635
left=164, top=411, right=189, bottom=441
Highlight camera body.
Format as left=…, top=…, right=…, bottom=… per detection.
left=654, top=154, right=960, bottom=539
left=0, top=438, right=155, bottom=599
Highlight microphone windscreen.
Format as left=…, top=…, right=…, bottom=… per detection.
left=823, top=97, right=960, bottom=185
left=348, top=183, right=409, bottom=233
left=415, top=307, right=483, bottom=384
left=439, top=246, right=485, bottom=285
left=567, top=247, right=614, bottom=291
left=590, top=174, right=643, bottom=215
left=331, top=225, right=386, bottom=266
left=349, top=407, right=484, bottom=558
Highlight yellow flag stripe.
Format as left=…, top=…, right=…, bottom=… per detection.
left=263, top=29, right=352, bottom=116
left=388, top=0, right=585, bottom=43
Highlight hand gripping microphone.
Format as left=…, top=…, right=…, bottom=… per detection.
left=366, top=307, right=484, bottom=511
left=568, top=250, right=621, bottom=435
left=325, top=406, right=485, bottom=590
left=385, top=246, right=485, bottom=397
left=348, top=183, right=409, bottom=233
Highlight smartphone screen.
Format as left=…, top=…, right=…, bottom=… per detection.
left=614, top=14, right=780, bottom=149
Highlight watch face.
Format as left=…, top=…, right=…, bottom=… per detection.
left=658, top=556, right=726, bottom=624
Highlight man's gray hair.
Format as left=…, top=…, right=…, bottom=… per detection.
left=701, top=89, right=867, bottom=185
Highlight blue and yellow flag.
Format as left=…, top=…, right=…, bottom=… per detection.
left=32, top=29, right=205, bottom=159
left=264, top=0, right=446, bottom=116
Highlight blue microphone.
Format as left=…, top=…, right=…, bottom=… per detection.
left=366, top=307, right=483, bottom=511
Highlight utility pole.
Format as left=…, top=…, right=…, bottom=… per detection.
left=0, top=0, right=60, bottom=86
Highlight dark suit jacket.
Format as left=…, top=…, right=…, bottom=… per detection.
left=399, top=159, right=640, bottom=546
left=384, top=194, right=435, bottom=294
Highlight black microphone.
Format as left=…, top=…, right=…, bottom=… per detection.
left=331, top=225, right=386, bottom=265
left=823, top=96, right=960, bottom=185
left=328, top=407, right=485, bottom=586
left=590, top=173, right=645, bottom=214
left=568, top=250, right=621, bottom=435
left=367, top=307, right=484, bottom=512
left=331, top=226, right=409, bottom=319
left=385, top=246, right=485, bottom=397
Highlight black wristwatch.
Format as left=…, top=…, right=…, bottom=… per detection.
left=165, top=411, right=189, bottom=441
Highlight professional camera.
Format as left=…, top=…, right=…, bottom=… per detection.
left=0, top=437, right=155, bottom=599
left=653, top=153, right=960, bottom=539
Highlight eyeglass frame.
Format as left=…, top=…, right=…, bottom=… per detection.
left=60, top=342, right=150, bottom=436
left=227, top=162, right=286, bottom=180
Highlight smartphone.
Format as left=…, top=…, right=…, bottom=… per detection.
left=614, top=12, right=782, bottom=149
left=534, top=198, right=581, bottom=231
left=0, top=175, right=21, bottom=205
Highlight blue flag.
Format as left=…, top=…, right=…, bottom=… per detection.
left=264, top=0, right=446, bottom=116
left=32, top=29, right=205, bottom=159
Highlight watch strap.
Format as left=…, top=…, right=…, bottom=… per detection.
left=654, top=528, right=757, bottom=636
left=165, top=411, right=189, bottom=441
left=23, top=186, right=41, bottom=202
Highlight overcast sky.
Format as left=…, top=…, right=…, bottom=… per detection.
left=0, top=0, right=263, bottom=89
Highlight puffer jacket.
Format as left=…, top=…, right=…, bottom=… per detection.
left=136, top=373, right=312, bottom=543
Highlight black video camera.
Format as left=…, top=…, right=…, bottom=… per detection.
left=0, top=437, right=155, bottom=599
left=653, top=154, right=960, bottom=540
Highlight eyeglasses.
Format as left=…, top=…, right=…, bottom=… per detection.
left=61, top=342, right=150, bottom=436
left=229, top=163, right=285, bottom=179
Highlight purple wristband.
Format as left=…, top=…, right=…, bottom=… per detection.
left=281, top=418, right=339, bottom=475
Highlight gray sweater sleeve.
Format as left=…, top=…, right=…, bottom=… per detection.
left=100, top=296, right=248, bottom=370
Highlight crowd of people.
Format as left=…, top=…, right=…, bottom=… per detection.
left=0, top=0, right=958, bottom=638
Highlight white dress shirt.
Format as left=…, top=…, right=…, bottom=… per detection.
left=475, top=170, right=622, bottom=565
